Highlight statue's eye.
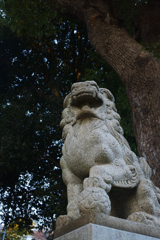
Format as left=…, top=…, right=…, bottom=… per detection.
left=71, top=83, right=78, bottom=91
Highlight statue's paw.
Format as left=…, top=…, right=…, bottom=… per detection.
left=56, top=215, right=72, bottom=229
left=113, top=165, right=139, bottom=188
left=127, top=212, right=156, bottom=226
left=78, top=187, right=111, bottom=216
left=83, top=176, right=112, bottom=193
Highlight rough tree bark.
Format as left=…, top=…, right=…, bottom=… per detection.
left=53, top=0, right=160, bottom=186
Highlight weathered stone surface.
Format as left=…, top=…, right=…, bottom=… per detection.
left=54, top=213, right=160, bottom=239
left=57, top=80, right=160, bottom=231
left=55, top=223, right=160, bottom=240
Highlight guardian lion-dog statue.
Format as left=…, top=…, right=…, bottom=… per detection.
left=57, top=80, right=160, bottom=228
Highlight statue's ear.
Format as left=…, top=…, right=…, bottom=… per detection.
left=100, top=88, right=115, bottom=102
left=63, top=93, right=71, bottom=108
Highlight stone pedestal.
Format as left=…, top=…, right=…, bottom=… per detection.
left=54, top=223, right=159, bottom=240
left=54, top=214, right=160, bottom=239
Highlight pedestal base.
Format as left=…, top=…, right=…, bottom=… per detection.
left=54, top=214, right=160, bottom=239
left=55, top=223, right=159, bottom=240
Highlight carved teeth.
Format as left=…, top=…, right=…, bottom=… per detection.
left=82, top=105, right=91, bottom=110
left=92, top=91, right=96, bottom=98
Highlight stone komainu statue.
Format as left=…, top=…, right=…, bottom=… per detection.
left=58, top=80, right=160, bottom=227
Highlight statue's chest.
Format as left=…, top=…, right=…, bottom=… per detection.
left=71, top=119, right=107, bottom=146
left=63, top=119, right=109, bottom=177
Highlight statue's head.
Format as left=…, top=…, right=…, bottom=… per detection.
left=60, top=80, right=123, bottom=139
left=63, top=80, right=115, bottom=108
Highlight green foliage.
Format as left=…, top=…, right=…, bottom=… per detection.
left=0, top=25, right=68, bottom=229
left=113, top=0, right=148, bottom=35
left=5, top=219, right=33, bottom=240
left=141, top=37, right=160, bottom=59
left=0, top=0, right=63, bottom=37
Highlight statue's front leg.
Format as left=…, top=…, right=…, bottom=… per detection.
left=67, top=180, right=83, bottom=219
left=56, top=157, right=83, bottom=228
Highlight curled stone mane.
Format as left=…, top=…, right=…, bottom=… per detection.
left=57, top=80, right=160, bottom=230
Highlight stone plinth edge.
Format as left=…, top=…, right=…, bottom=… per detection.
left=54, top=223, right=160, bottom=240
left=54, top=214, right=160, bottom=239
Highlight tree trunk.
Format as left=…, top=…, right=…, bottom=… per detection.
left=53, top=0, right=160, bottom=186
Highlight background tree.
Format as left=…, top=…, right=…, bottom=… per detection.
left=2, top=0, right=160, bottom=231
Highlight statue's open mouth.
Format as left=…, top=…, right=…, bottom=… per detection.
left=72, top=90, right=96, bottom=99
left=71, top=90, right=103, bottom=108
